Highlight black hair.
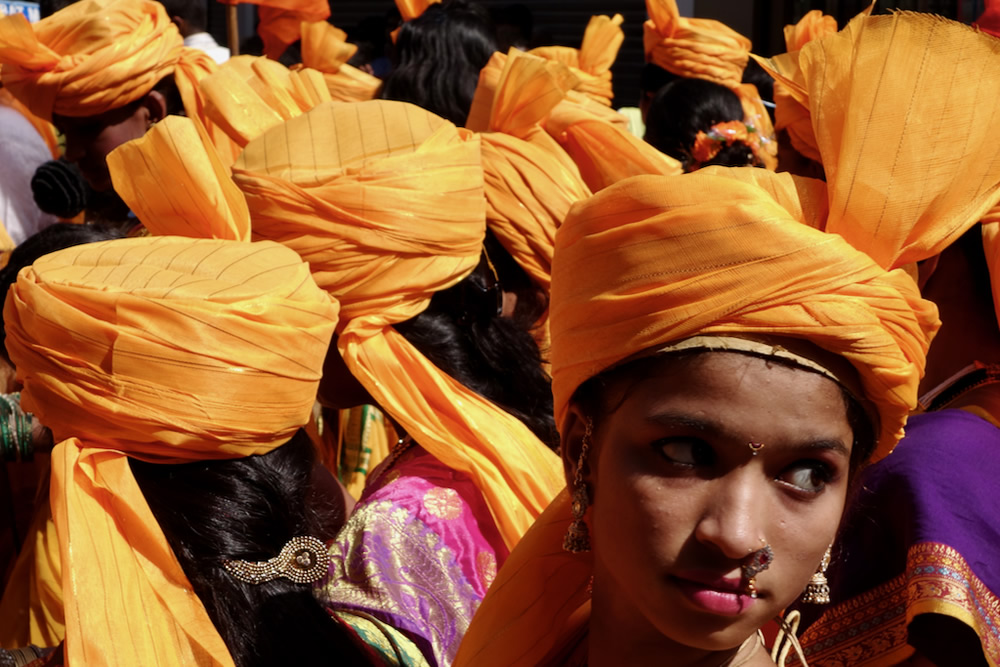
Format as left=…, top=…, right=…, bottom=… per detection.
left=31, top=160, right=90, bottom=220
left=130, top=430, right=374, bottom=666
left=380, top=0, right=497, bottom=126
left=395, top=246, right=558, bottom=449
left=639, top=62, right=680, bottom=98
left=741, top=59, right=775, bottom=123
left=644, top=77, right=761, bottom=172
left=39, top=0, right=78, bottom=18
left=0, top=223, right=128, bottom=363
left=159, top=0, right=206, bottom=32
left=571, top=350, right=877, bottom=479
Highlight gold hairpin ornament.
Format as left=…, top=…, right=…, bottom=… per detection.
left=223, top=536, right=330, bottom=585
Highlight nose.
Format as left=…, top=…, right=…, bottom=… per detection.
left=693, top=469, right=768, bottom=561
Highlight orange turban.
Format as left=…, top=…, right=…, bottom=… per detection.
left=643, top=0, right=751, bottom=90
left=230, top=100, right=564, bottom=548
left=298, top=21, right=380, bottom=103
left=4, top=237, right=338, bottom=666
left=759, top=11, right=1000, bottom=269
left=454, top=169, right=939, bottom=667
left=0, top=0, right=215, bottom=122
left=529, top=14, right=624, bottom=107
left=200, top=55, right=330, bottom=152
left=784, top=9, right=838, bottom=52
left=396, top=0, right=441, bottom=23
left=256, top=1, right=330, bottom=61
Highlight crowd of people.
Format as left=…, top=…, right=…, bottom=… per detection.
left=0, top=0, right=997, bottom=665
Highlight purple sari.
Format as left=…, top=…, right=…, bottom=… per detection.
left=796, top=410, right=1000, bottom=666
left=317, top=446, right=508, bottom=667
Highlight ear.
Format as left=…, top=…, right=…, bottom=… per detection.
left=142, top=90, right=169, bottom=125
left=170, top=16, right=189, bottom=35
left=561, top=402, right=596, bottom=490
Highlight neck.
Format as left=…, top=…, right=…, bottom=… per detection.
left=587, top=564, right=763, bottom=667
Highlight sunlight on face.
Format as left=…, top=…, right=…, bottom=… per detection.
left=585, top=351, right=853, bottom=652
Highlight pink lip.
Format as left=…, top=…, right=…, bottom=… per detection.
left=671, top=572, right=756, bottom=616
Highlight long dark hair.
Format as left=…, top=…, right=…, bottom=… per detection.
left=395, top=241, right=558, bottom=449
left=130, top=430, right=373, bottom=666
left=380, top=0, right=497, bottom=126
left=644, top=78, right=761, bottom=171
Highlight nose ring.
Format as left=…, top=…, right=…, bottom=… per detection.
left=741, top=543, right=773, bottom=599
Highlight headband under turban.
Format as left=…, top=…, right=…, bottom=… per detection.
left=454, top=169, right=939, bottom=667
left=643, top=0, right=751, bottom=89
left=0, top=0, right=214, bottom=122
left=4, top=237, right=338, bottom=666
left=230, top=100, right=564, bottom=548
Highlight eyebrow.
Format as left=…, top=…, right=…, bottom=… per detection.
left=646, top=412, right=851, bottom=458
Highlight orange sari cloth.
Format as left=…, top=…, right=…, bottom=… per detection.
left=0, top=0, right=215, bottom=122
left=230, top=100, right=564, bottom=549
left=454, top=169, right=939, bottom=667
left=298, top=21, right=380, bottom=103
left=758, top=11, right=1000, bottom=269
left=528, top=14, right=624, bottom=107
left=643, top=0, right=751, bottom=90
left=4, top=237, right=338, bottom=666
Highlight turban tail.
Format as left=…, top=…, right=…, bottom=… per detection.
left=528, top=14, right=624, bottom=107
left=231, top=101, right=564, bottom=548
left=455, top=169, right=939, bottom=667
left=4, top=238, right=338, bottom=666
left=0, top=0, right=215, bottom=123
left=758, top=11, right=1000, bottom=268
left=298, top=21, right=380, bottom=103
left=643, top=0, right=750, bottom=89
left=256, top=1, right=329, bottom=61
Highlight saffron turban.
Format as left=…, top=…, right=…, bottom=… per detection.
left=529, top=14, right=624, bottom=107
left=0, top=0, right=215, bottom=122
left=784, top=9, right=838, bottom=52
left=759, top=11, right=1000, bottom=269
left=256, top=0, right=330, bottom=61
left=4, top=237, right=338, bottom=666
left=454, top=169, right=939, bottom=667
left=298, top=21, right=380, bottom=103
left=230, top=100, right=564, bottom=549
left=643, top=0, right=751, bottom=90
left=396, top=0, right=440, bottom=23
left=200, top=55, right=330, bottom=152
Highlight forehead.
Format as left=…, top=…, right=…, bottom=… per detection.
left=597, top=351, right=851, bottom=441
left=53, top=105, right=138, bottom=132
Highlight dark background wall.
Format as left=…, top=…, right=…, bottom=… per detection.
left=207, top=0, right=988, bottom=110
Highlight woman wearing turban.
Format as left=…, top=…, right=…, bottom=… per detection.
left=0, top=0, right=232, bottom=193
left=0, top=236, right=423, bottom=666
left=226, top=99, right=564, bottom=667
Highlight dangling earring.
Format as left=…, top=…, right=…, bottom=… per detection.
left=563, top=418, right=593, bottom=553
left=801, top=545, right=832, bottom=604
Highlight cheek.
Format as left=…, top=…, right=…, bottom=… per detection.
left=92, top=119, right=146, bottom=160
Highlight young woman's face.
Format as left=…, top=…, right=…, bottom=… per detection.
left=579, top=351, right=854, bottom=651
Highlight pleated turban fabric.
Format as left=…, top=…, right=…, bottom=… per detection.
left=454, top=168, right=940, bottom=667
left=643, top=0, right=751, bottom=89
left=298, top=21, right=381, bottom=103
left=528, top=14, right=624, bottom=107
left=230, top=100, right=564, bottom=549
left=759, top=11, right=1000, bottom=269
left=4, top=237, right=339, bottom=666
left=0, top=0, right=215, bottom=122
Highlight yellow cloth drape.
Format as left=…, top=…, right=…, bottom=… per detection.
left=396, top=0, right=441, bottom=23
left=298, top=21, right=381, bottom=103
left=256, top=1, right=330, bottom=61
left=528, top=14, right=624, bottom=107
left=107, top=115, right=250, bottom=241
left=0, top=0, right=215, bottom=122
left=758, top=11, right=1000, bottom=269
left=4, top=237, right=338, bottom=666
left=201, top=55, right=330, bottom=153
left=454, top=169, right=939, bottom=667
left=231, top=100, right=564, bottom=548
left=643, top=0, right=751, bottom=90
left=0, top=502, right=62, bottom=648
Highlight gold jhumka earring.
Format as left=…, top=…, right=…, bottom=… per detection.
left=563, top=418, right=593, bottom=553
left=801, top=545, right=832, bottom=604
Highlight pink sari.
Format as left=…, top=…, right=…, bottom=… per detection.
left=317, top=446, right=508, bottom=667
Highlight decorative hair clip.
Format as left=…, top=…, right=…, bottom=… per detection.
left=223, top=536, right=330, bottom=585
left=690, top=120, right=763, bottom=169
